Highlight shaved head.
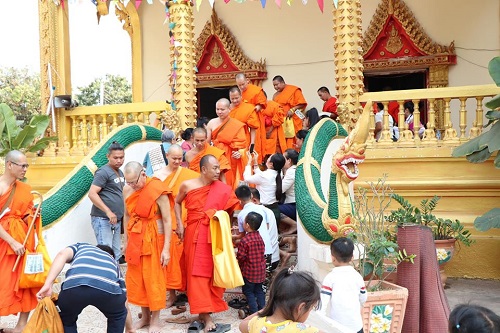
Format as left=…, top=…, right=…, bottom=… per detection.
left=200, top=154, right=217, bottom=169
left=124, top=161, right=143, bottom=176
left=167, top=144, right=183, bottom=168
left=5, top=150, right=25, bottom=163
left=193, top=127, right=207, bottom=137
left=235, top=73, right=247, bottom=80
left=272, top=75, right=285, bottom=83
left=229, top=86, right=241, bottom=95
left=216, top=98, right=230, bottom=108
left=168, top=144, right=183, bottom=155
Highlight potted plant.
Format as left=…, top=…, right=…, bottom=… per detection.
left=351, top=177, right=414, bottom=333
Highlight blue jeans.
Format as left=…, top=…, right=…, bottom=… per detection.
left=242, top=277, right=266, bottom=314
left=91, top=216, right=122, bottom=260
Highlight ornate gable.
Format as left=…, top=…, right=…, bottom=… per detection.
left=195, top=10, right=267, bottom=87
left=362, top=0, right=456, bottom=71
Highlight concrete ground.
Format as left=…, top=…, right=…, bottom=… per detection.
left=1, top=278, right=499, bottom=332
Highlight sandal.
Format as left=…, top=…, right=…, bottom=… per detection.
left=171, top=305, right=187, bottom=315
left=207, top=323, right=231, bottom=333
left=238, top=306, right=251, bottom=319
left=187, top=320, right=205, bottom=333
left=228, top=298, right=243, bottom=309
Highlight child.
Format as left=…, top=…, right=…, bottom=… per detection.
left=449, top=304, right=500, bottom=332
left=239, top=267, right=321, bottom=333
left=318, top=237, right=367, bottom=333
left=237, top=212, right=267, bottom=316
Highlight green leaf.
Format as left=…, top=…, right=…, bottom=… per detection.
left=0, top=103, right=20, bottom=149
left=488, top=56, right=500, bottom=86
left=11, top=124, right=38, bottom=150
left=26, top=137, right=58, bottom=153
left=485, top=95, right=500, bottom=110
left=474, top=208, right=500, bottom=231
left=452, top=135, right=482, bottom=157
left=465, top=147, right=492, bottom=163
left=495, top=152, right=500, bottom=168
left=486, top=122, right=500, bottom=153
left=27, top=115, right=51, bottom=138
left=485, top=110, right=500, bottom=120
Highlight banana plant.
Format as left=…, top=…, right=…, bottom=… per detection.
left=0, top=103, right=58, bottom=157
left=452, top=56, right=500, bottom=231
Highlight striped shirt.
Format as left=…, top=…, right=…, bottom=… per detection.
left=62, top=243, right=126, bottom=295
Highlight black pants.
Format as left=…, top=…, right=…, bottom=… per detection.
left=57, top=285, right=127, bottom=333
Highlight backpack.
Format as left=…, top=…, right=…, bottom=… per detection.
left=23, top=295, right=64, bottom=333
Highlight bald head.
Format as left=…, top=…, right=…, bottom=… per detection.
left=217, top=98, right=230, bottom=108
left=5, top=150, right=25, bottom=164
left=4, top=150, right=28, bottom=179
left=235, top=73, right=247, bottom=81
left=229, top=86, right=241, bottom=95
left=200, top=154, right=216, bottom=169
left=166, top=144, right=183, bottom=168
left=193, top=127, right=207, bottom=137
left=168, top=144, right=183, bottom=155
left=124, top=161, right=143, bottom=176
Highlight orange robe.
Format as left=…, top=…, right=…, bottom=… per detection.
left=0, top=181, right=38, bottom=316
left=273, top=84, right=307, bottom=148
left=159, top=167, right=199, bottom=291
left=188, top=143, right=231, bottom=176
left=323, top=97, right=338, bottom=116
left=125, top=178, right=170, bottom=311
left=211, top=118, right=248, bottom=189
left=242, top=85, right=268, bottom=163
left=182, top=181, right=239, bottom=314
left=262, top=100, right=287, bottom=155
left=229, top=102, right=260, bottom=157
left=388, top=101, right=400, bottom=125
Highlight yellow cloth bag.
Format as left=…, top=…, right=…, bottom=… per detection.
left=23, top=294, right=64, bottom=333
left=283, top=117, right=295, bottom=138
left=210, top=210, right=244, bottom=289
left=19, top=216, right=52, bottom=289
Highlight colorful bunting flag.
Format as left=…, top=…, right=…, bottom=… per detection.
left=208, top=0, right=215, bottom=7
left=333, top=0, right=338, bottom=8
left=260, top=0, right=266, bottom=8
left=275, top=0, right=281, bottom=8
left=317, top=0, right=323, bottom=12
left=135, top=0, right=142, bottom=9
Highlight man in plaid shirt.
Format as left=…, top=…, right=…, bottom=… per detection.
left=236, top=212, right=266, bottom=315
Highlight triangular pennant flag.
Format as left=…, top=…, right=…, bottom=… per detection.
left=224, top=0, right=230, bottom=4
left=169, top=22, right=176, bottom=29
left=196, top=0, right=202, bottom=11
left=123, top=0, right=130, bottom=6
left=61, top=0, right=65, bottom=9
left=317, top=0, right=323, bottom=12
left=301, top=0, right=307, bottom=4
left=208, top=0, right=215, bottom=7
left=286, top=0, right=292, bottom=5
left=147, top=0, right=153, bottom=3
left=333, top=0, right=338, bottom=8
left=135, top=0, right=142, bottom=9
left=163, top=17, right=169, bottom=25
left=275, top=0, right=281, bottom=8
left=260, top=0, right=266, bottom=7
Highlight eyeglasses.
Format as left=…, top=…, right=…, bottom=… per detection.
left=126, top=172, right=142, bottom=186
left=9, top=161, right=29, bottom=169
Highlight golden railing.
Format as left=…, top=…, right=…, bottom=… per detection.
left=360, top=84, right=500, bottom=149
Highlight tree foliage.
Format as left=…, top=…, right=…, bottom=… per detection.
left=0, top=67, right=41, bottom=123
left=76, top=74, right=132, bottom=106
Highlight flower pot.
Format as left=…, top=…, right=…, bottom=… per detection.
left=435, top=238, right=456, bottom=287
left=362, top=280, right=408, bottom=333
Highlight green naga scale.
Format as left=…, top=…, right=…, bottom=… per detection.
left=296, top=104, right=370, bottom=243
left=40, top=124, right=162, bottom=227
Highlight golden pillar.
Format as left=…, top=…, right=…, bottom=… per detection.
left=38, top=0, right=72, bottom=144
left=166, top=1, right=198, bottom=134
left=333, top=0, right=365, bottom=132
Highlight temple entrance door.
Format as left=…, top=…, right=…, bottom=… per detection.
left=197, top=87, right=230, bottom=120
left=364, top=70, right=428, bottom=127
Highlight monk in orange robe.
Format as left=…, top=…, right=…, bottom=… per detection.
left=123, top=161, right=172, bottom=333
left=272, top=75, right=307, bottom=149
left=153, top=145, right=199, bottom=308
left=0, top=150, right=38, bottom=333
left=229, top=86, right=260, bottom=157
left=175, top=154, right=239, bottom=333
left=206, top=98, right=248, bottom=189
left=262, top=99, right=287, bottom=155
left=317, top=86, right=338, bottom=120
left=185, top=127, right=230, bottom=184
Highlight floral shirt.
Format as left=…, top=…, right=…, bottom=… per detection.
left=248, top=316, right=320, bottom=333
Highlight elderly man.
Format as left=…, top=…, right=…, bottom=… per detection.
left=184, top=127, right=230, bottom=183
left=272, top=75, right=307, bottom=148
left=206, top=98, right=248, bottom=188
left=153, top=144, right=199, bottom=308
left=123, top=161, right=172, bottom=333
left=0, top=150, right=38, bottom=333
left=175, top=154, right=239, bottom=333
left=143, top=129, right=176, bottom=176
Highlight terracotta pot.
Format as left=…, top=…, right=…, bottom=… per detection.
left=362, top=280, right=409, bottom=333
left=435, top=239, right=456, bottom=287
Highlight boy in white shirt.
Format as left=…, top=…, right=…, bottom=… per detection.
left=318, top=237, right=367, bottom=333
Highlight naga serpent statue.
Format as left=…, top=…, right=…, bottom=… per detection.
left=40, top=124, right=162, bottom=227
left=296, top=103, right=370, bottom=243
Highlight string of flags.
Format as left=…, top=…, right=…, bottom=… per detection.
left=55, top=0, right=338, bottom=13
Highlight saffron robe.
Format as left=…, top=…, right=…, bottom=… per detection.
left=242, top=84, right=267, bottom=110
left=0, top=181, right=38, bottom=316
left=322, top=97, right=338, bottom=116
left=182, top=181, right=239, bottom=314
left=211, top=118, right=248, bottom=189
left=230, top=102, right=261, bottom=158
left=125, top=178, right=170, bottom=311
left=188, top=143, right=231, bottom=175
left=262, top=100, right=287, bottom=155
left=160, top=167, right=199, bottom=290
left=273, top=85, right=307, bottom=148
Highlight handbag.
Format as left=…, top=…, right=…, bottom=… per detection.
left=210, top=210, right=244, bottom=289
left=23, top=294, right=64, bottom=333
left=19, top=214, right=52, bottom=289
left=283, top=117, right=295, bottom=139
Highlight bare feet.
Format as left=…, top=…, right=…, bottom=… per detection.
left=165, top=290, right=177, bottom=308
left=149, top=310, right=162, bottom=333
left=199, top=313, right=216, bottom=333
left=133, top=308, right=150, bottom=330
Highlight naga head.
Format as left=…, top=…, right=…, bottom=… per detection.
left=333, top=103, right=371, bottom=195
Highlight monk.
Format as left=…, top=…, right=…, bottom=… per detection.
left=272, top=75, right=307, bottom=149
left=228, top=86, right=260, bottom=156
left=206, top=98, right=248, bottom=189
left=175, top=154, right=239, bottom=333
left=152, top=144, right=199, bottom=308
left=123, top=161, right=172, bottom=333
left=262, top=98, right=287, bottom=155
left=317, top=86, right=338, bottom=120
left=185, top=127, right=230, bottom=184
left=0, top=150, right=38, bottom=333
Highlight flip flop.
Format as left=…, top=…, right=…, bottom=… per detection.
left=207, top=323, right=231, bottom=333
left=165, top=315, right=194, bottom=324
left=187, top=320, right=205, bottom=333
left=172, top=305, right=187, bottom=315
left=228, top=298, right=247, bottom=309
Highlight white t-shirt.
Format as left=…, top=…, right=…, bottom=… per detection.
left=259, top=204, right=280, bottom=264
left=243, top=166, right=279, bottom=205
left=318, top=265, right=367, bottom=332
left=282, top=165, right=296, bottom=204
left=237, top=202, right=272, bottom=256
left=375, top=110, right=399, bottom=141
